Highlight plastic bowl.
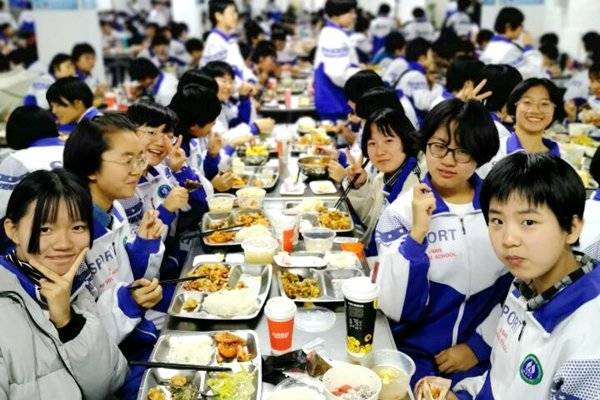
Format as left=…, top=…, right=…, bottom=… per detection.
left=323, top=363, right=382, bottom=400
left=242, top=237, right=279, bottom=264
left=236, top=187, right=266, bottom=210
left=302, top=227, right=335, bottom=253
left=207, top=194, right=235, bottom=213
left=362, top=350, right=416, bottom=400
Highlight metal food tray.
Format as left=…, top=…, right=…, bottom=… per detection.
left=201, top=210, right=272, bottom=247
left=137, top=329, right=262, bottom=400
left=231, top=166, right=280, bottom=191
left=284, top=200, right=354, bottom=234
left=168, top=263, right=272, bottom=320
left=277, top=266, right=366, bottom=303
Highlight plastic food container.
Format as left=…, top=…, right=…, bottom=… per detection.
left=242, top=237, right=279, bottom=264
left=208, top=194, right=235, bottom=213
left=323, top=363, right=382, bottom=400
left=236, top=187, right=267, bottom=210
left=362, top=350, right=416, bottom=400
left=302, top=228, right=335, bottom=253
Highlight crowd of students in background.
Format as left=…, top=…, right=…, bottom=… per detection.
left=1, top=0, right=600, bottom=399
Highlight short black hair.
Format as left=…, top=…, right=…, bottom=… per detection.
left=49, top=53, right=72, bottom=76
left=476, top=29, right=494, bottom=47
left=446, top=57, right=484, bottom=93
left=457, top=0, right=471, bottom=12
left=355, top=87, right=401, bottom=120
left=588, top=62, right=600, bottom=81
left=539, top=43, right=559, bottom=61
left=127, top=100, right=178, bottom=132
left=344, top=69, right=384, bottom=104
left=420, top=99, right=499, bottom=167
left=361, top=107, right=416, bottom=159
left=405, top=38, right=431, bottom=62
left=46, top=77, right=94, bottom=108
left=540, top=32, right=559, bottom=46
left=590, top=147, right=600, bottom=184
left=270, top=27, right=287, bottom=42
left=171, top=22, right=188, bottom=39
left=480, top=153, right=586, bottom=237
left=251, top=40, right=277, bottom=64
left=6, top=106, right=58, bottom=150
left=71, top=42, right=96, bottom=62
left=4, top=169, right=94, bottom=254
left=168, top=84, right=221, bottom=136
left=494, top=7, right=524, bottom=34
left=378, top=3, right=391, bottom=16
left=583, top=31, right=600, bottom=53
left=481, top=64, right=523, bottom=112
left=506, top=78, right=566, bottom=125
left=244, top=19, right=264, bottom=43
left=208, top=0, right=237, bottom=26
left=151, top=33, right=170, bottom=48
left=129, top=57, right=160, bottom=81
left=384, top=31, right=406, bottom=54
left=325, top=0, right=357, bottom=17
left=354, top=14, right=370, bottom=33
left=177, top=69, right=219, bottom=92
left=63, top=113, right=137, bottom=182
left=201, top=60, right=234, bottom=80
left=145, top=22, right=160, bottom=32
left=412, top=7, right=425, bottom=19
left=239, top=41, right=252, bottom=60
left=455, top=40, right=475, bottom=57
left=185, top=38, right=204, bottom=53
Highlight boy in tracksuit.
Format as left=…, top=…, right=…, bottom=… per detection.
left=479, top=7, right=544, bottom=79
left=374, top=99, right=512, bottom=386
left=449, top=153, right=600, bottom=399
left=313, top=0, right=360, bottom=121
left=46, top=77, right=101, bottom=135
left=71, top=42, right=102, bottom=92
left=128, top=57, right=179, bottom=107
left=24, top=53, right=75, bottom=108
left=63, top=113, right=167, bottom=399
left=396, top=38, right=442, bottom=126
left=201, top=0, right=245, bottom=75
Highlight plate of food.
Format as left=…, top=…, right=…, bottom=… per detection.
left=202, top=210, right=272, bottom=247
left=168, top=263, right=272, bottom=320
left=277, top=267, right=365, bottom=303
left=139, top=330, right=262, bottom=400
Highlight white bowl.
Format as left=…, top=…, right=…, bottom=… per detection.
left=323, top=363, right=382, bottom=400
left=236, top=187, right=266, bottom=210
left=208, top=194, right=235, bottom=213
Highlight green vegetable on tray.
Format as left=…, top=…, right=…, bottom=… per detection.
left=206, top=369, right=256, bottom=400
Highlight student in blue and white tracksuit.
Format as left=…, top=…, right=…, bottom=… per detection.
left=443, top=0, right=472, bottom=40
left=397, top=38, right=442, bottom=126
left=63, top=114, right=167, bottom=399
left=402, top=7, right=436, bottom=42
left=580, top=148, right=600, bottom=255
left=200, top=0, right=245, bottom=75
left=450, top=153, right=600, bottom=400
left=128, top=57, right=178, bottom=107
left=46, top=77, right=101, bottom=135
left=375, top=99, right=512, bottom=386
left=479, top=7, right=544, bottom=79
left=478, top=78, right=564, bottom=178
left=429, top=57, right=485, bottom=110
left=72, top=43, right=102, bottom=92
left=23, top=53, right=75, bottom=109
left=369, top=4, right=395, bottom=56
left=0, top=107, right=65, bottom=225
left=314, top=0, right=360, bottom=121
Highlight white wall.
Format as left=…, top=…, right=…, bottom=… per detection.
left=33, top=9, right=106, bottom=82
left=171, top=0, right=203, bottom=37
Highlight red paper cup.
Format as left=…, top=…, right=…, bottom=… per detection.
left=265, top=296, right=297, bottom=355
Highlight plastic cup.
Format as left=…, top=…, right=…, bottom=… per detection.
left=273, top=214, right=299, bottom=252
left=265, top=296, right=297, bottom=355
left=342, top=277, right=379, bottom=361
left=340, top=242, right=365, bottom=261
left=362, top=350, right=416, bottom=400
left=242, top=237, right=279, bottom=264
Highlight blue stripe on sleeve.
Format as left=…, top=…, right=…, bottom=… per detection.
left=126, top=237, right=161, bottom=279
left=117, top=285, right=144, bottom=318
left=203, top=153, right=220, bottom=181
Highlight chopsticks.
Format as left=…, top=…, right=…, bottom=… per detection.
left=129, top=360, right=232, bottom=372
left=129, top=276, right=205, bottom=291
left=200, top=224, right=246, bottom=236
left=334, top=159, right=370, bottom=210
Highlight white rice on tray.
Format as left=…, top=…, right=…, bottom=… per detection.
left=202, top=288, right=259, bottom=317
left=165, top=335, right=214, bottom=365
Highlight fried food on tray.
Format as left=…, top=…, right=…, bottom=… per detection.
left=280, top=271, right=321, bottom=299
left=318, top=209, right=351, bottom=230
left=182, top=297, right=199, bottom=311
left=183, top=263, right=247, bottom=292
left=231, top=175, right=248, bottom=187
left=215, top=331, right=253, bottom=363
left=206, top=230, right=236, bottom=244
left=296, top=130, right=331, bottom=146
left=147, top=387, right=165, bottom=400
left=234, top=212, right=270, bottom=227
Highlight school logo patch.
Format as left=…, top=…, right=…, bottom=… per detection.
left=520, top=354, right=543, bottom=385
left=157, top=184, right=171, bottom=199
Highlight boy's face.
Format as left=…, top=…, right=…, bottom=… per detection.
left=190, top=50, right=203, bottom=62
left=89, top=132, right=146, bottom=201
left=215, top=74, right=233, bottom=102
left=259, top=55, right=277, bottom=73
left=190, top=121, right=215, bottom=138
left=50, top=98, right=86, bottom=124
left=137, top=124, right=172, bottom=166
left=54, top=60, right=75, bottom=79
left=589, top=75, right=600, bottom=97
left=336, top=9, right=357, bottom=28
left=76, top=53, right=96, bottom=72
left=487, top=193, right=581, bottom=284
left=274, top=39, right=285, bottom=51
left=153, top=43, right=170, bottom=59
left=217, top=5, right=238, bottom=31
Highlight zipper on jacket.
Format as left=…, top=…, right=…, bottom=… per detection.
left=459, top=217, right=466, bottom=234
left=518, top=320, right=527, bottom=341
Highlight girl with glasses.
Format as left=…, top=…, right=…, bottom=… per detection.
left=374, top=99, right=513, bottom=386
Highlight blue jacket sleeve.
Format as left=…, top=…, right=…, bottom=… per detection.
left=126, top=237, right=162, bottom=280
left=232, top=96, right=252, bottom=125
left=398, top=235, right=432, bottom=322
left=203, top=153, right=220, bottom=181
